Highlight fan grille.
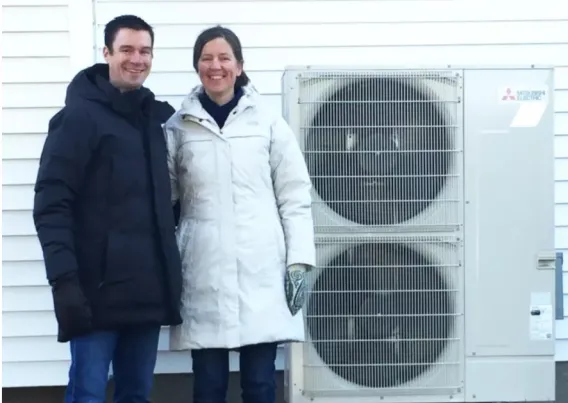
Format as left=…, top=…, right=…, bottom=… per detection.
left=299, top=71, right=461, bottom=229
left=303, top=238, right=462, bottom=394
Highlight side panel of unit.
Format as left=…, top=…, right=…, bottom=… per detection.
left=463, top=67, right=556, bottom=402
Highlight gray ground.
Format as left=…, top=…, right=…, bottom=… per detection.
left=3, top=363, right=567, bottom=403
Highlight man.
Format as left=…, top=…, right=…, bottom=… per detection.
left=32, top=14, right=182, bottom=403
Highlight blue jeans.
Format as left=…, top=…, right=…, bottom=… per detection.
left=192, top=342, right=278, bottom=403
left=64, top=326, right=161, bottom=403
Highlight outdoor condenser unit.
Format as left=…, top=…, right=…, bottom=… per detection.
left=280, top=65, right=556, bottom=403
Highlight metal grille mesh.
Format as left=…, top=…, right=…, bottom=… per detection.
left=298, top=70, right=462, bottom=231
left=303, top=236, right=462, bottom=395
left=294, top=70, right=464, bottom=396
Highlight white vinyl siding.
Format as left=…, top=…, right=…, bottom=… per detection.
left=3, top=1, right=73, bottom=388
left=1, top=0, right=95, bottom=387
left=555, top=64, right=568, bottom=359
left=2, top=0, right=568, bottom=387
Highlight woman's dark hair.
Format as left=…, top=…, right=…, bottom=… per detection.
left=192, top=25, right=251, bottom=88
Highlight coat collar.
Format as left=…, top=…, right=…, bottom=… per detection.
left=179, top=83, right=261, bottom=123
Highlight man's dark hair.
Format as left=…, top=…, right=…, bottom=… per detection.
left=104, top=15, right=154, bottom=53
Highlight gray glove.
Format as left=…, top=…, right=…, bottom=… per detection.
left=284, top=264, right=307, bottom=316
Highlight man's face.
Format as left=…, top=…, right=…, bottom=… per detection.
left=103, top=28, right=153, bottom=91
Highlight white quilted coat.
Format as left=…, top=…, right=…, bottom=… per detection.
left=164, top=84, right=316, bottom=350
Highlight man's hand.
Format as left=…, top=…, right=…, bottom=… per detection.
left=50, top=273, right=93, bottom=341
left=284, top=264, right=307, bottom=316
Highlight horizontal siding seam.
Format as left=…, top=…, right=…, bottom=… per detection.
left=100, top=42, right=568, bottom=50
left=3, top=30, right=68, bottom=34
left=94, top=19, right=568, bottom=27
left=1, top=5, right=67, bottom=8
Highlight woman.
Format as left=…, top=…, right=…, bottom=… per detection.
left=163, top=26, right=316, bottom=403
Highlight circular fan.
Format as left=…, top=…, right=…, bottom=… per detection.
left=306, top=243, right=454, bottom=388
left=305, top=76, right=452, bottom=225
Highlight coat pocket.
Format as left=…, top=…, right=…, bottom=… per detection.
left=273, top=219, right=287, bottom=266
left=176, top=219, right=196, bottom=269
left=99, top=231, right=163, bottom=309
left=227, top=134, right=270, bottom=179
left=179, top=140, right=217, bottom=182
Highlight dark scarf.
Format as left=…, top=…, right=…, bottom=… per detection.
left=198, top=86, right=244, bottom=129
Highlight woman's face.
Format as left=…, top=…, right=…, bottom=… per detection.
left=197, top=37, right=243, bottom=100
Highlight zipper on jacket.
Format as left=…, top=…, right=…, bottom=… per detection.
left=98, top=235, right=108, bottom=289
left=99, top=155, right=113, bottom=289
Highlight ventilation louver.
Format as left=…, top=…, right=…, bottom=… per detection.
left=289, top=70, right=463, bottom=396
left=303, top=74, right=455, bottom=226
left=305, top=242, right=456, bottom=389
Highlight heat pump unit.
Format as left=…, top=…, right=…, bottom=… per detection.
left=281, top=65, right=556, bottom=403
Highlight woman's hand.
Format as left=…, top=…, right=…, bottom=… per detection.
left=285, top=264, right=308, bottom=316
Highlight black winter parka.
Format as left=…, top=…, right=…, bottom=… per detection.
left=33, top=63, right=182, bottom=341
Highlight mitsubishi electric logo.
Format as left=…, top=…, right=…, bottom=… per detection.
left=498, top=85, right=549, bottom=128
left=502, top=88, right=516, bottom=101
left=516, top=89, right=547, bottom=101
left=500, top=86, right=548, bottom=103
